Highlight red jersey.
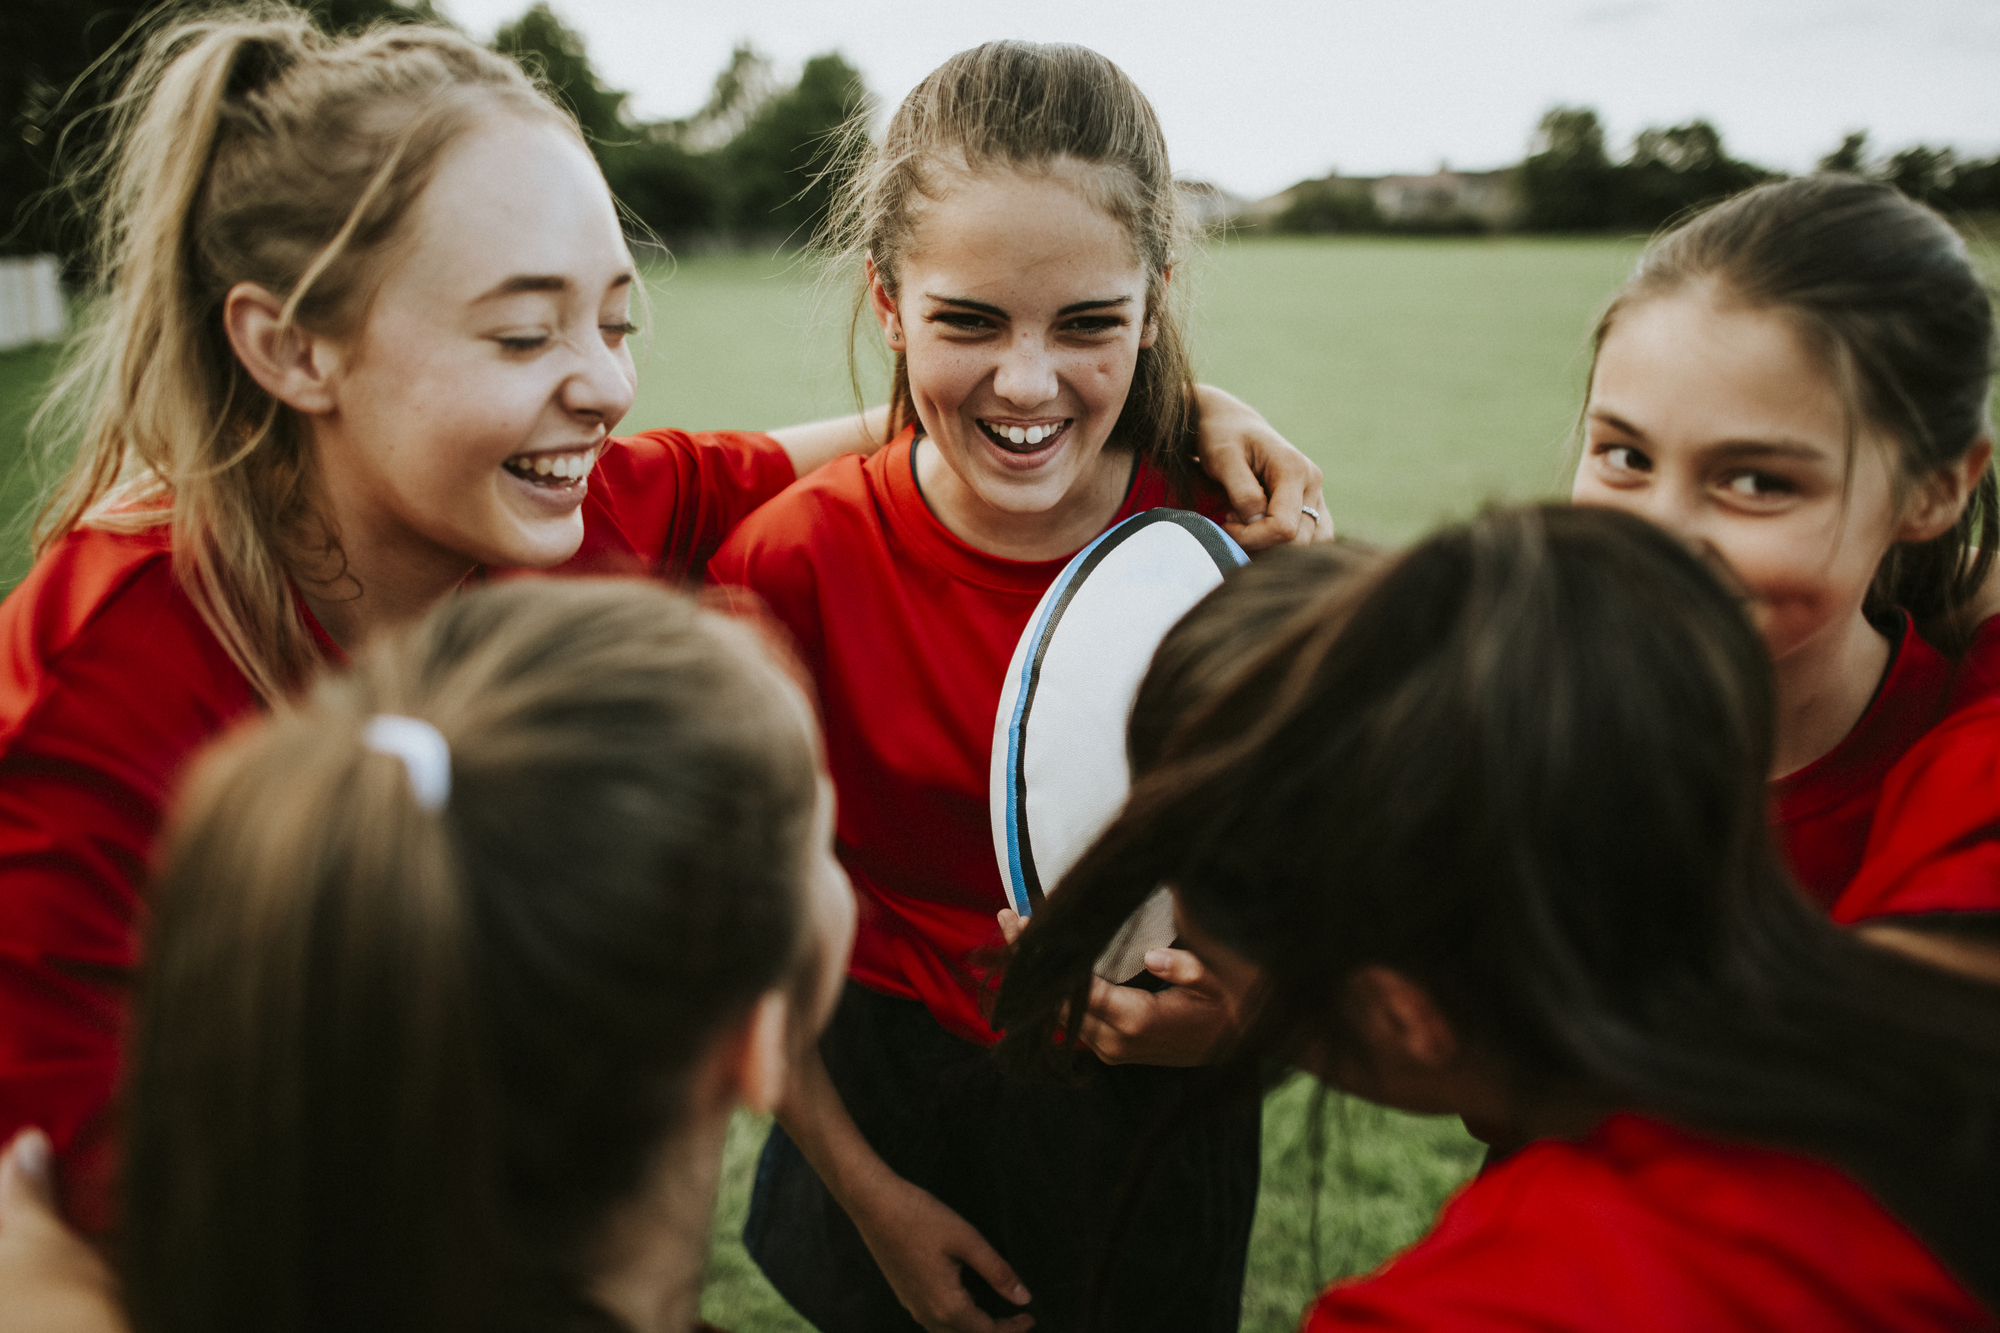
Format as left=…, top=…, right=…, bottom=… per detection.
left=708, top=428, right=1230, bottom=1045
left=1770, top=615, right=1951, bottom=910
left=1835, top=694, right=2000, bottom=923
left=1949, top=613, right=2000, bottom=711
left=1303, top=1113, right=1990, bottom=1333
left=0, top=428, right=791, bottom=1230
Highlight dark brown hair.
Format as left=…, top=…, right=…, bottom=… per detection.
left=1593, top=174, right=1998, bottom=646
left=120, top=579, right=819, bottom=1333
left=821, top=41, right=1202, bottom=499
left=1127, top=542, right=1381, bottom=776
left=999, top=505, right=2000, bottom=1307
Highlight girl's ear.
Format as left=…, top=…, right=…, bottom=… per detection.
left=1347, top=965, right=1457, bottom=1069
left=1898, top=437, right=1995, bottom=544
left=224, top=281, right=341, bottom=415
left=865, top=256, right=905, bottom=350
left=726, top=991, right=793, bottom=1115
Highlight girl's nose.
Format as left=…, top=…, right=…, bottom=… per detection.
left=992, top=334, right=1059, bottom=408
left=562, top=334, right=637, bottom=427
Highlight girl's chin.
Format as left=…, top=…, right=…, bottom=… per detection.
left=480, top=512, right=587, bottom=571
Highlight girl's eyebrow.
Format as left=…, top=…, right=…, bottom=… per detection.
left=1590, top=410, right=1829, bottom=461
left=1588, top=408, right=1646, bottom=439
left=1706, top=439, right=1829, bottom=462
left=476, top=271, right=635, bottom=302
left=922, top=294, right=1134, bottom=317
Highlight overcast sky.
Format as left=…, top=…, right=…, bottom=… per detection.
left=437, top=0, right=2000, bottom=201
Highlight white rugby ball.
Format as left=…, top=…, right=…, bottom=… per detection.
left=992, top=508, right=1247, bottom=981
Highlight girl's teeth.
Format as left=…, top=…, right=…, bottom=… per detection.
left=535, top=456, right=555, bottom=476
left=1008, top=426, right=1027, bottom=444
left=1026, top=426, right=1045, bottom=445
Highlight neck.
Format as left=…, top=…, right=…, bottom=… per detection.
left=1460, top=1084, right=1616, bottom=1159
left=913, top=438, right=1134, bottom=562
left=296, top=482, right=477, bottom=658
left=1769, top=607, right=1893, bottom=779
left=587, top=1113, right=728, bottom=1333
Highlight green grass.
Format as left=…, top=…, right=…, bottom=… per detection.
left=0, top=236, right=1685, bottom=1331
left=0, top=343, right=63, bottom=588
left=626, top=235, right=1652, bottom=549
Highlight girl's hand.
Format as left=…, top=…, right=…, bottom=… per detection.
left=775, top=1047, right=1031, bottom=1333
left=0, top=1130, right=127, bottom=1333
left=997, top=910, right=1239, bottom=1066
left=846, top=1172, right=1035, bottom=1333
left=1192, top=385, right=1331, bottom=549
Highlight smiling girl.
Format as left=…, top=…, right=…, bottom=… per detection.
left=708, top=42, right=1309, bottom=1333
left=1569, top=176, right=1995, bottom=916
left=0, top=12, right=1315, bottom=1233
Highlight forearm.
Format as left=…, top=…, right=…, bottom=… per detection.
left=773, top=1045, right=896, bottom=1210
left=767, top=405, right=893, bottom=478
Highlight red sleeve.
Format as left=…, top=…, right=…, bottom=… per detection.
left=704, top=462, right=858, bottom=689
left=566, top=429, right=796, bottom=582
left=0, top=535, right=257, bottom=1232
left=1302, top=1116, right=1991, bottom=1333
left=1834, top=699, right=2000, bottom=924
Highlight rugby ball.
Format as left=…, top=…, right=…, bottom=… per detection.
left=991, top=508, right=1247, bottom=981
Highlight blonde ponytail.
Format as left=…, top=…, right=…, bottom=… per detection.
left=33, top=7, right=572, bottom=701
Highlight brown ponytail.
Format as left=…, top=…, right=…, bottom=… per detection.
left=121, top=579, right=820, bottom=1333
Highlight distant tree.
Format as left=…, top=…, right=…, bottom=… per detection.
left=676, top=44, right=778, bottom=153
left=1, top=0, right=432, bottom=260
left=1883, top=145, right=1957, bottom=209
left=491, top=5, right=729, bottom=238
left=1819, top=131, right=1870, bottom=175
left=1518, top=106, right=1615, bottom=231
left=492, top=3, right=624, bottom=146
left=1270, top=177, right=1382, bottom=234
left=1943, top=155, right=2000, bottom=213
left=714, top=52, right=869, bottom=242
left=599, top=133, right=716, bottom=239
left=1615, top=119, right=1769, bottom=229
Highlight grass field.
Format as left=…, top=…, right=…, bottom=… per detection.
left=0, top=235, right=1692, bottom=1331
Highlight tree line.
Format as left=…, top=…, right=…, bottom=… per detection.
left=1273, top=106, right=2000, bottom=236
left=0, top=0, right=867, bottom=261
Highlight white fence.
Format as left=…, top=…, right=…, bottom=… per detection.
left=0, top=256, right=67, bottom=352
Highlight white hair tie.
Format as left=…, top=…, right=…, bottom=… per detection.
left=363, top=714, right=452, bottom=813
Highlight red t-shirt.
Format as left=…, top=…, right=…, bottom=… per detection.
left=1835, top=694, right=2000, bottom=923
left=1948, top=614, right=2000, bottom=711
left=0, top=428, right=792, bottom=1230
left=708, top=428, right=1230, bottom=1045
left=1770, top=615, right=1951, bottom=910
left=1303, top=1113, right=1990, bottom=1333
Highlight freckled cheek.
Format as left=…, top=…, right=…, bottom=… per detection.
left=908, top=347, right=985, bottom=417
left=1068, top=351, right=1138, bottom=426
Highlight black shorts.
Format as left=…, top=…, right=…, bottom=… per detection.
left=744, top=982, right=1260, bottom=1333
